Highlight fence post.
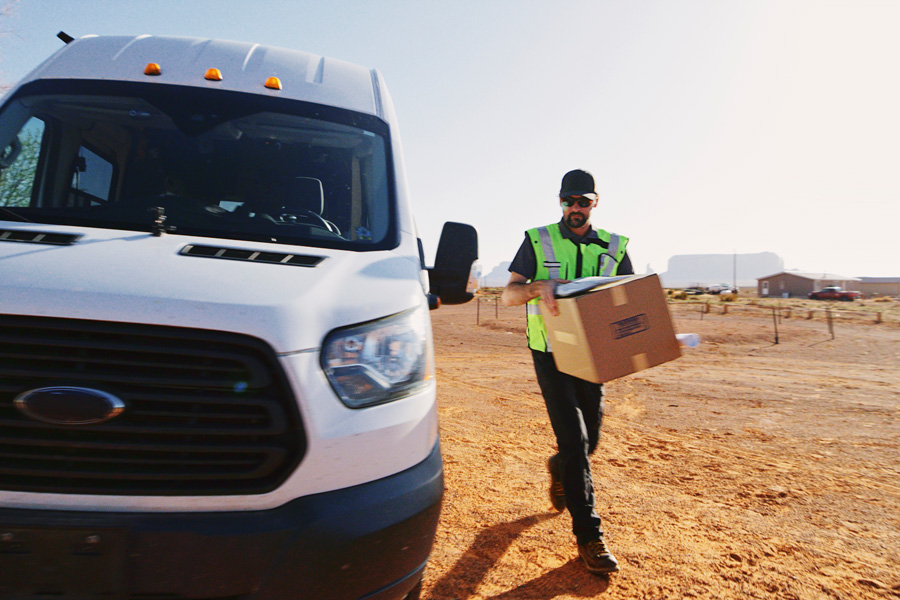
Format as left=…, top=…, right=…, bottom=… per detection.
left=875, top=312, right=882, bottom=324
left=807, top=310, right=814, bottom=320
left=771, top=307, right=779, bottom=344
left=722, top=304, right=728, bottom=314
left=826, top=308, right=834, bottom=339
left=476, top=297, right=481, bottom=325
left=495, top=297, right=499, bottom=319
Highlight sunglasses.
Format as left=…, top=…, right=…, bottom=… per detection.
left=561, top=196, right=595, bottom=208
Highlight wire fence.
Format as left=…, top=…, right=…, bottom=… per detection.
left=666, top=300, right=898, bottom=326
left=471, top=295, right=899, bottom=346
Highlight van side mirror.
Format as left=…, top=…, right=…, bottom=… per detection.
left=427, top=222, right=479, bottom=307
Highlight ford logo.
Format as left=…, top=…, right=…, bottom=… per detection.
left=14, top=387, right=125, bottom=425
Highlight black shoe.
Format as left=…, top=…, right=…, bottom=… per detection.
left=578, top=537, right=619, bottom=574
left=547, top=458, right=565, bottom=511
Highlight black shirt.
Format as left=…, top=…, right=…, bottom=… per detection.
left=508, top=219, right=634, bottom=280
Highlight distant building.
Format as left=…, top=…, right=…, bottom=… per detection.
left=660, top=252, right=783, bottom=289
left=857, top=277, right=900, bottom=297
left=756, top=272, right=860, bottom=298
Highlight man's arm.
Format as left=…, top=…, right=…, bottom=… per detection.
left=501, top=272, right=566, bottom=316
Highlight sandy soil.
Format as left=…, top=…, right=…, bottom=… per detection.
left=421, top=299, right=900, bottom=600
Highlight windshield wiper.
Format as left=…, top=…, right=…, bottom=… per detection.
left=0, top=206, right=31, bottom=223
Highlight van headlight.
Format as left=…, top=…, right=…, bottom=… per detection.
left=322, top=304, right=434, bottom=408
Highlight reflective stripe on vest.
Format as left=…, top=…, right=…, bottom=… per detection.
left=601, top=233, right=624, bottom=276
left=524, top=223, right=629, bottom=352
left=536, top=227, right=560, bottom=280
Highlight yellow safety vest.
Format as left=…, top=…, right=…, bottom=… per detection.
left=525, top=223, right=629, bottom=352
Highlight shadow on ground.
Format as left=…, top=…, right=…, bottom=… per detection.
left=428, top=513, right=610, bottom=600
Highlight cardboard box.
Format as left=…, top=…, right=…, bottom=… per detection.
left=541, top=274, right=681, bottom=383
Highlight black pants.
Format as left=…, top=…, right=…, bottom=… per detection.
left=532, top=349, right=604, bottom=545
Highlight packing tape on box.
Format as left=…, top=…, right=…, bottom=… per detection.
left=631, top=353, right=649, bottom=371
left=553, top=331, right=578, bottom=346
left=610, top=286, right=629, bottom=307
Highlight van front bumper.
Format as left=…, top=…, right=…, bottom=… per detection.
left=0, top=443, right=443, bottom=600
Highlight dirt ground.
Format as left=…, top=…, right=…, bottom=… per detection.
left=421, top=299, right=900, bottom=600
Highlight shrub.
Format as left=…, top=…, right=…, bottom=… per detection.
left=672, top=291, right=688, bottom=300
left=873, top=296, right=893, bottom=303
left=720, top=293, right=737, bottom=302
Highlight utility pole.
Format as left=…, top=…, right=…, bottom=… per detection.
left=733, top=250, right=737, bottom=292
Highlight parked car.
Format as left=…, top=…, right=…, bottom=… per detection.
left=809, top=286, right=862, bottom=301
left=706, top=283, right=734, bottom=295
left=683, top=287, right=705, bottom=295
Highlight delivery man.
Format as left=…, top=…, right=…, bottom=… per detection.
left=501, top=168, right=633, bottom=575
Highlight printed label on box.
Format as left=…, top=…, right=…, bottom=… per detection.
left=610, top=314, right=648, bottom=339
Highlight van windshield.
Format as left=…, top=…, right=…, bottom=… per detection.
left=0, top=80, right=396, bottom=250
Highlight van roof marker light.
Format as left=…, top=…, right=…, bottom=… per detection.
left=265, top=77, right=282, bottom=90
left=204, top=68, right=223, bottom=81
left=144, top=63, right=162, bottom=76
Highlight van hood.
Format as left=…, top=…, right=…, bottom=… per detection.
left=0, top=225, right=425, bottom=353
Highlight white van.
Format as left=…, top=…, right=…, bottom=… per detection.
left=0, top=34, right=477, bottom=600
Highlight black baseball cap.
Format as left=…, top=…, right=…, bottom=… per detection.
left=559, top=169, right=596, bottom=197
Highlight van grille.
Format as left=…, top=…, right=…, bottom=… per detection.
left=0, top=315, right=305, bottom=496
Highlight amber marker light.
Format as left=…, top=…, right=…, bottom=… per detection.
left=264, top=77, right=282, bottom=90
left=144, top=63, right=162, bottom=76
left=204, top=68, right=223, bottom=81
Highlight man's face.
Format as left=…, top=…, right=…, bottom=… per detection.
left=560, top=195, right=597, bottom=230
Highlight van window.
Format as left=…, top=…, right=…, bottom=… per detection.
left=0, top=81, right=396, bottom=251
left=70, top=145, right=114, bottom=206
left=0, top=117, right=45, bottom=207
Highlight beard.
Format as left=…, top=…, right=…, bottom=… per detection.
left=564, top=212, right=587, bottom=230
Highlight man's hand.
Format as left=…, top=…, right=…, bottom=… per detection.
left=502, top=273, right=569, bottom=316
left=533, top=279, right=561, bottom=316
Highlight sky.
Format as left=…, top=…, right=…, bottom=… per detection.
left=0, top=0, right=897, bottom=280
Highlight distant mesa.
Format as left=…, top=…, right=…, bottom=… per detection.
left=659, top=252, right=783, bottom=288
left=479, top=253, right=784, bottom=289
left=481, top=262, right=512, bottom=287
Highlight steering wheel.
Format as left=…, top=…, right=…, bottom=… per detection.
left=278, top=208, right=333, bottom=231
